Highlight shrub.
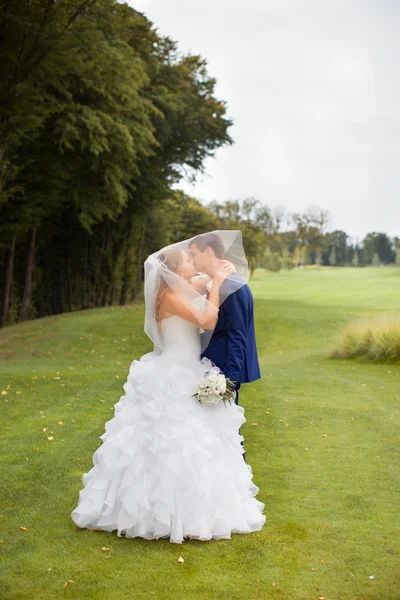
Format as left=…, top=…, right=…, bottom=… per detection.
left=330, top=313, right=400, bottom=361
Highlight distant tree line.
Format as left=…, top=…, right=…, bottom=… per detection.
left=192, top=199, right=399, bottom=273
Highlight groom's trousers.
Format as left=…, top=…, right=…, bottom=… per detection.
left=234, top=384, right=246, bottom=463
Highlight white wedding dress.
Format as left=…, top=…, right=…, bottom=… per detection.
left=71, top=315, right=266, bottom=543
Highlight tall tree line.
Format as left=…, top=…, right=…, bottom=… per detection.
left=0, top=0, right=232, bottom=326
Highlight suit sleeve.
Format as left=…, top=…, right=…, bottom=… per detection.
left=222, top=286, right=248, bottom=383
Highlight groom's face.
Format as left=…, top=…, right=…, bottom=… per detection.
left=189, top=243, right=212, bottom=272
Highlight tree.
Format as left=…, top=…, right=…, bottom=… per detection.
left=396, top=248, right=400, bottom=267
left=262, top=247, right=282, bottom=272
left=329, top=247, right=337, bottom=266
left=300, top=246, right=309, bottom=269
left=281, top=246, right=293, bottom=270
left=324, top=230, right=348, bottom=266
left=293, top=246, right=301, bottom=268
left=362, top=232, right=395, bottom=264
left=0, top=0, right=99, bottom=164
left=291, top=206, right=330, bottom=270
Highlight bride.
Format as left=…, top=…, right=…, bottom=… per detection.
left=71, top=231, right=266, bottom=543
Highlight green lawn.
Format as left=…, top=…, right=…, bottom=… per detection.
left=1, top=266, right=399, bottom=600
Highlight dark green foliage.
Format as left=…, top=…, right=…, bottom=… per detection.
left=0, top=1, right=232, bottom=325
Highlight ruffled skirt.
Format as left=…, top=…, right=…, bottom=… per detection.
left=71, top=351, right=266, bottom=543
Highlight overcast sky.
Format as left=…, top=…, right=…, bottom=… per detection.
left=131, top=0, right=400, bottom=241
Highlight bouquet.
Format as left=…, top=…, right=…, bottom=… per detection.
left=193, top=367, right=236, bottom=406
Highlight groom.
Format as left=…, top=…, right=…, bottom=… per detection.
left=189, top=233, right=261, bottom=462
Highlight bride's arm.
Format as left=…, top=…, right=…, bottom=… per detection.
left=190, top=274, right=211, bottom=294
left=190, top=261, right=235, bottom=294
left=161, top=293, right=218, bottom=330
left=161, top=265, right=232, bottom=329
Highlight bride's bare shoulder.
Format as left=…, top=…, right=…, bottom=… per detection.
left=157, top=290, right=174, bottom=320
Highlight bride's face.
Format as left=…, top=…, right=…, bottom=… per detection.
left=179, top=251, right=197, bottom=279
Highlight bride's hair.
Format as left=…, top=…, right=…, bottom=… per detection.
left=156, top=248, right=183, bottom=322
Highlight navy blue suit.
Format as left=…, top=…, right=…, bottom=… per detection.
left=201, top=276, right=261, bottom=461
left=201, top=276, right=261, bottom=387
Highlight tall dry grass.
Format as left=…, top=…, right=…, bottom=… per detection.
left=330, top=312, right=400, bottom=361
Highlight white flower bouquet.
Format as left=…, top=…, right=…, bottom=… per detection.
left=193, top=367, right=236, bottom=406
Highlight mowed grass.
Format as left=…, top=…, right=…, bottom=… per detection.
left=0, top=266, right=399, bottom=600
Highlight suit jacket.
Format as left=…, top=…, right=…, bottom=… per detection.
left=201, top=275, right=261, bottom=385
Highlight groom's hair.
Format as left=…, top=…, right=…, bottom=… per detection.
left=189, top=233, right=225, bottom=259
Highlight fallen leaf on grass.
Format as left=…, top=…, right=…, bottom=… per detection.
left=101, top=547, right=109, bottom=552
left=1, top=391, right=7, bottom=395
left=57, top=421, right=63, bottom=425
left=177, top=557, right=184, bottom=563
left=19, top=527, right=28, bottom=531
left=47, top=436, right=54, bottom=441
left=322, top=434, right=327, bottom=438
left=47, top=568, right=52, bottom=572
left=64, top=580, right=74, bottom=587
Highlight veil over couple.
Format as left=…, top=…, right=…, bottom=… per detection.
left=71, top=231, right=266, bottom=543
